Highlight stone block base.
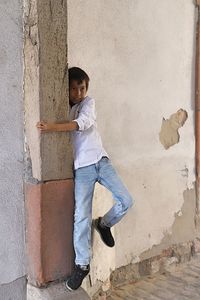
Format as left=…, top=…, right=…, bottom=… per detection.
left=26, top=179, right=74, bottom=286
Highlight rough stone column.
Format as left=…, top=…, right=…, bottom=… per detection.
left=24, top=0, right=73, bottom=180
left=24, top=0, right=74, bottom=288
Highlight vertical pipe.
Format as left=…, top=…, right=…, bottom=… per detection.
left=196, top=1, right=200, bottom=221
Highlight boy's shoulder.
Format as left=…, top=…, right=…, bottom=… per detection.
left=80, top=96, right=95, bottom=107
left=83, top=96, right=94, bottom=103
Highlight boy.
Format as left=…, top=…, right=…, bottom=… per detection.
left=37, top=67, right=133, bottom=291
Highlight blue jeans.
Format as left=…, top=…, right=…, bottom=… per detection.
left=73, top=157, right=133, bottom=265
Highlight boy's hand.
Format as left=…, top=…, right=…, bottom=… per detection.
left=36, top=121, right=56, bottom=132
left=36, top=120, right=78, bottom=132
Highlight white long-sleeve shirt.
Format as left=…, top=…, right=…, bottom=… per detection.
left=69, top=96, right=108, bottom=170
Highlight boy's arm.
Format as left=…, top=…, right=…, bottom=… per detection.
left=36, top=121, right=78, bottom=132
left=74, top=98, right=96, bottom=131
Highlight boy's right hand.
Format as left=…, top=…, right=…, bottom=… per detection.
left=36, top=121, right=55, bottom=132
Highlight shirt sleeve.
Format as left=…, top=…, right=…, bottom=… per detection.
left=73, top=98, right=96, bottom=131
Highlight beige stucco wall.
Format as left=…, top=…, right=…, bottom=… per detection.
left=68, top=0, right=196, bottom=293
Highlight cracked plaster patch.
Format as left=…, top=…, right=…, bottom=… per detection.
left=159, top=109, right=188, bottom=149
left=139, top=187, right=196, bottom=261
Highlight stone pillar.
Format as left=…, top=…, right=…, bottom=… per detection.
left=24, top=0, right=74, bottom=287
left=24, top=0, right=73, bottom=181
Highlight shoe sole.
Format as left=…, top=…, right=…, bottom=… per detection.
left=65, top=280, right=75, bottom=292
left=93, top=219, right=115, bottom=247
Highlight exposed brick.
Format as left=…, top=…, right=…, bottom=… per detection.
left=139, top=259, right=151, bottom=276
left=193, top=238, right=200, bottom=253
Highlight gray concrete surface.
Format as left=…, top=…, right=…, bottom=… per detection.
left=107, top=255, right=200, bottom=300
left=0, top=0, right=26, bottom=292
left=0, top=277, right=26, bottom=300
left=27, top=282, right=90, bottom=300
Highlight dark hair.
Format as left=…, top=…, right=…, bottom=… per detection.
left=68, top=67, right=90, bottom=90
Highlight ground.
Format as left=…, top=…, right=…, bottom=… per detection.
left=106, top=255, right=200, bottom=299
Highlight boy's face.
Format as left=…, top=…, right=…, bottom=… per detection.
left=69, top=80, right=87, bottom=104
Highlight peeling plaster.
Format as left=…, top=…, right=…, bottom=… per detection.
left=159, top=109, right=188, bottom=149
left=139, top=187, right=196, bottom=261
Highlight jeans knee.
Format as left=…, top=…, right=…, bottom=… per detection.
left=124, top=195, right=133, bottom=211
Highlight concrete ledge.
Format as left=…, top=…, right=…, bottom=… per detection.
left=27, top=283, right=91, bottom=300
left=0, top=277, right=26, bottom=300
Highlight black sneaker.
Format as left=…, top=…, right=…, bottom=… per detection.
left=65, top=265, right=90, bottom=291
left=94, top=217, right=115, bottom=247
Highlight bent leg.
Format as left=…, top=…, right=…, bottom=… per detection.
left=73, top=165, right=97, bottom=265
left=98, top=158, right=133, bottom=227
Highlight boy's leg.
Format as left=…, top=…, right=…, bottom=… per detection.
left=73, top=164, right=97, bottom=266
left=98, top=157, right=133, bottom=227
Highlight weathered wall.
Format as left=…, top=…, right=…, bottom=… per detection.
left=0, top=0, right=26, bottom=299
left=68, top=0, right=197, bottom=294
